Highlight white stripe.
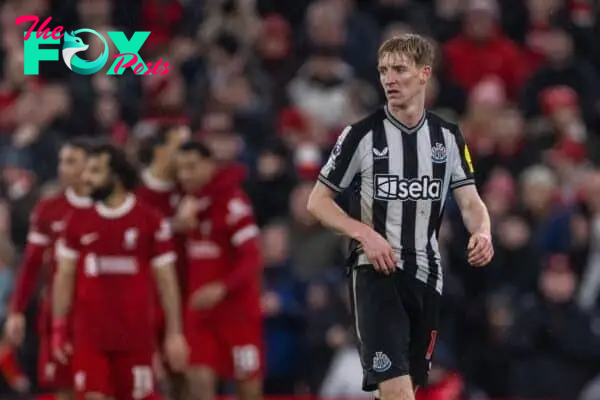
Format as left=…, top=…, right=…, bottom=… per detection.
left=358, top=253, right=370, bottom=266
left=383, top=120, right=403, bottom=259
left=359, top=132, right=374, bottom=229
left=352, top=268, right=361, bottom=342
left=415, top=123, right=432, bottom=284
left=231, top=225, right=259, bottom=246
left=430, top=233, right=444, bottom=293
left=151, top=251, right=176, bottom=269
left=56, top=240, right=78, bottom=260
left=27, top=231, right=49, bottom=245
left=441, top=128, right=454, bottom=204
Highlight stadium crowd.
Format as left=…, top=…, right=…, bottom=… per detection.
left=0, top=0, right=600, bottom=399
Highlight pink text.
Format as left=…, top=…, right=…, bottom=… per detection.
left=15, top=15, right=64, bottom=41
left=112, top=53, right=171, bottom=75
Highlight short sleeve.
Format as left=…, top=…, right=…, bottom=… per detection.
left=150, top=215, right=176, bottom=269
left=26, top=202, right=51, bottom=247
left=225, top=194, right=259, bottom=247
left=450, top=129, right=476, bottom=190
left=318, top=125, right=364, bottom=193
left=57, top=213, right=81, bottom=261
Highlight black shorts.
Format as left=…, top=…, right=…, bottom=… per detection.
left=349, top=264, right=441, bottom=391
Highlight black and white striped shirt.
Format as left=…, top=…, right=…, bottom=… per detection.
left=319, top=106, right=476, bottom=294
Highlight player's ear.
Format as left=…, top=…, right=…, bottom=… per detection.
left=420, top=65, right=432, bottom=84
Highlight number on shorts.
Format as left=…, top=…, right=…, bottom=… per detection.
left=232, top=345, right=259, bottom=374
left=425, top=330, right=438, bottom=360
left=132, top=365, right=153, bottom=399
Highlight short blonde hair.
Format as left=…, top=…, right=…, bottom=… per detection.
left=378, top=34, right=436, bottom=67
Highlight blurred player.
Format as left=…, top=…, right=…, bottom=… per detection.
left=52, top=143, right=188, bottom=400
left=137, top=124, right=191, bottom=399
left=4, top=139, right=92, bottom=400
left=137, top=123, right=192, bottom=282
left=175, top=141, right=264, bottom=400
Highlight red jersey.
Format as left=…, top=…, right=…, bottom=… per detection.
left=136, top=169, right=181, bottom=217
left=10, top=189, right=92, bottom=323
left=136, top=169, right=187, bottom=290
left=185, top=164, right=262, bottom=322
left=58, top=195, right=175, bottom=351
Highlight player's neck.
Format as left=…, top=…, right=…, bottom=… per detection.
left=69, top=185, right=87, bottom=198
left=387, top=103, right=425, bottom=129
left=148, top=162, right=173, bottom=182
left=102, top=190, right=129, bottom=209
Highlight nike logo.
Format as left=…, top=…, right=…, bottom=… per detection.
left=80, top=233, right=99, bottom=245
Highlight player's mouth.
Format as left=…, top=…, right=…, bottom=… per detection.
left=386, top=89, right=400, bottom=96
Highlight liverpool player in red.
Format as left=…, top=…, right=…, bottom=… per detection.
left=52, top=144, right=188, bottom=400
left=137, top=124, right=190, bottom=219
left=4, top=139, right=92, bottom=400
left=175, top=141, right=264, bottom=400
left=136, top=124, right=191, bottom=399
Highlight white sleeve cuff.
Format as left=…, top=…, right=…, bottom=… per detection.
left=151, top=252, right=176, bottom=269
left=57, top=240, right=78, bottom=260
left=27, top=231, right=50, bottom=246
left=231, top=225, right=259, bottom=246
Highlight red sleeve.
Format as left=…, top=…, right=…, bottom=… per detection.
left=10, top=202, right=50, bottom=313
left=56, top=213, right=82, bottom=262
left=221, top=194, right=262, bottom=293
left=150, top=213, right=176, bottom=269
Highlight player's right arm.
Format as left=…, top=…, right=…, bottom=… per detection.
left=150, top=216, right=188, bottom=371
left=307, top=125, right=396, bottom=273
left=51, top=216, right=80, bottom=364
left=5, top=201, right=50, bottom=346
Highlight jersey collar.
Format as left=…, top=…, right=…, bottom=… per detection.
left=96, top=194, right=136, bottom=219
left=65, top=187, right=92, bottom=208
left=141, top=169, right=175, bottom=192
left=384, top=105, right=426, bottom=134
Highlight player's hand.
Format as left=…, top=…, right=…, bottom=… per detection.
left=189, top=282, right=227, bottom=310
left=357, top=226, right=397, bottom=274
left=175, top=196, right=200, bottom=230
left=164, top=333, right=189, bottom=372
left=172, top=199, right=199, bottom=232
left=50, top=319, right=72, bottom=365
left=4, top=313, right=26, bottom=346
left=467, top=232, right=493, bottom=267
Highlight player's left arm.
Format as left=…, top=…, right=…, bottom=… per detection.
left=450, top=129, right=493, bottom=267
left=221, top=194, right=262, bottom=294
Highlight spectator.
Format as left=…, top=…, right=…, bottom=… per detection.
left=444, top=0, right=527, bottom=99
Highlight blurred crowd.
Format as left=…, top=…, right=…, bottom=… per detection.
left=0, top=0, right=600, bottom=399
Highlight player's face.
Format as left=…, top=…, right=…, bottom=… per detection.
left=176, top=151, right=215, bottom=193
left=58, top=146, right=87, bottom=188
left=378, top=52, right=431, bottom=109
left=83, top=154, right=116, bottom=201
left=166, top=126, right=191, bottom=163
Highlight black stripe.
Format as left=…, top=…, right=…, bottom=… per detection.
left=400, top=130, right=418, bottom=276
left=372, top=118, right=389, bottom=240
left=348, top=175, right=362, bottom=267
left=325, top=127, right=363, bottom=190
left=450, top=127, right=475, bottom=183
left=426, top=115, right=446, bottom=289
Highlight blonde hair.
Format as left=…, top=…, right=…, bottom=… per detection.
left=378, top=34, right=436, bottom=67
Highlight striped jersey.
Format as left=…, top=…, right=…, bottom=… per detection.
left=318, top=106, right=476, bottom=294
